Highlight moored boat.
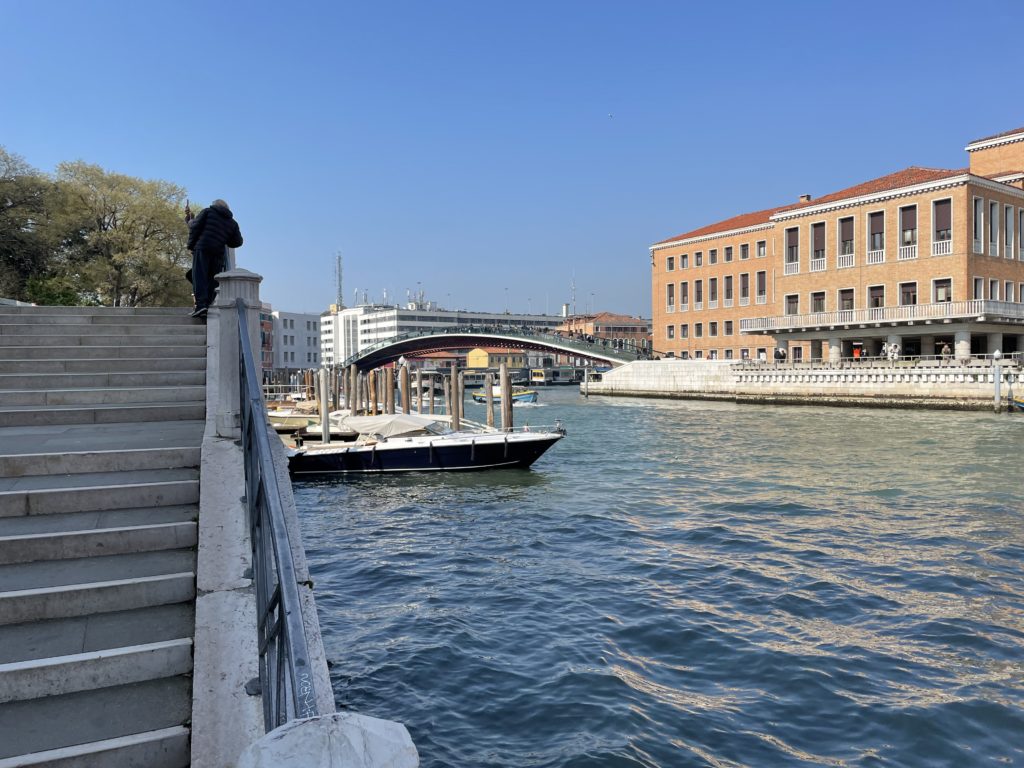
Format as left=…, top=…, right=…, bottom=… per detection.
left=470, top=386, right=539, bottom=405
left=286, top=413, right=564, bottom=474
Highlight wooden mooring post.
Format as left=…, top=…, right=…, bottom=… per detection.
left=499, top=362, right=512, bottom=431
left=484, top=372, right=495, bottom=427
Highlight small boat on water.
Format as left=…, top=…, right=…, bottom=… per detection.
left=285, top=412, right=565, bottom=475
left=470, top=386, right=539, bottom=405
left=1010, top=395, right=1024, bottom=412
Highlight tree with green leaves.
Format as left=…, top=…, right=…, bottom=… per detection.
left=55, top=162, right=193, bottom=307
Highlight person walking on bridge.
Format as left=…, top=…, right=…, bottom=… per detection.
left=187, top=199, right=243, bottom=317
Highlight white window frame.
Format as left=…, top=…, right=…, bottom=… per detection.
left=989, top=200, right=1000, bottom=256
left=932, top=276, right=953, bottom=303
left=973, top=196, right=985, bottom=253
left=973, top=276, right=984, bottom=300
left=932, top=198, right=953, bottom=256
left=1005, top=204, right=1015, bottom=258
left=989, top=278, right=1000, bottom=301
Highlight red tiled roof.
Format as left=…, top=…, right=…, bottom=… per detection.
left=654, top=166, right=971, bottom=247
left=653, top=206, right=781, bottom=246
left=969, top=126, right=1024, bottom=145
left=775, top=167, right=966, bottom=215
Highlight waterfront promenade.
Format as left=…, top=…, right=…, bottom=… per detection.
left=0, top=274, right=417, bottom=767
left=587, top=356, right=1023, bottom=410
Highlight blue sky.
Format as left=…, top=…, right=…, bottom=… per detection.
left=5, top=1, right=1023, bottom=317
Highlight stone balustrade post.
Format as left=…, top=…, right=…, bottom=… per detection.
left=955, top=330, right=971, bottom=362
left=210, top=268, right=264, bottom=439
left=827, top=337, right=841, bottom=365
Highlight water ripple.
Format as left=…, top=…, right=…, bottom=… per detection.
left=296, top=391, right=1024, bottom=767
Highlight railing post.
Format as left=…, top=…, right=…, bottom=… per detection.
left=212, top=268, right=263, bottom=438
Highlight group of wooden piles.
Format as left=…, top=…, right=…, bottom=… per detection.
left=307, top=361, right=518, bottom=431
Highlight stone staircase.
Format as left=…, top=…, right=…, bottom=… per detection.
left=0, top=306, right=206, bottom=767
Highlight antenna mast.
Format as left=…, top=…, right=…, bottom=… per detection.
left=334, top=252, right=344, bottom=308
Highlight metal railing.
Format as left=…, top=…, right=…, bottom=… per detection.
left=740, top=299, right=1024, bottom=333
left=235, top=299, right=319, bottom=729
left=341, top=326, right=642, bottom=369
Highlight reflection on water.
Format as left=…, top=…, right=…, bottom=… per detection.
left=294, top=389, right=1024, bottom=767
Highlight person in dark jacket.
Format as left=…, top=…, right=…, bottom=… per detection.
left=186, top=199, right=243, bottom=317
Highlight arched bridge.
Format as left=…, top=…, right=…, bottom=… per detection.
left=341, top=328, right=643, bottom=371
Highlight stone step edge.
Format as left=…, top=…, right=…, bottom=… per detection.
left=0, top=447, right=200, bottom=479
left=0, top=521, right=199, bottom=565
left=0, top=571, right=196, bottom=626
left=0, top=725, right=190, bottom=768
left=0, top=479, right=199, bottom=519
left=0, top=638, right=193, bottom=704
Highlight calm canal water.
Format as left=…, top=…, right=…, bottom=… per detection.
left=293, top=388, right=1024, bottom=767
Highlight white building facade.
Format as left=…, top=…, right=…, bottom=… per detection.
left=320, top=301, right=564, bottom=366
left=271, top=311, right=321, bottom=370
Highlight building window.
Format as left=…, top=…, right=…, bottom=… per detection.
left=709, top=322, right=718, bottom=337
left=900, top=205, right=917, bottom=246
left=839, top=216, right=855, bottom=254
left=869, top=285, right=884, bottom=308
left=934, top=199, right=952, bottom=242
left=839, top=288, right=855, bottom=311
left=1006, top=205, right=1015, bottom=257
left=934, top=278, right=952, bottom=303
left=695, top=323, right=703, bottom=338
left=680, top=281, right=689, bottom=309
left=973, top=197, right=984, bottom=253
left=709, top=277, right=718, bottom=304
left=811, top=291, right=825, bottom=312
left=680, top=324, right=688, bottom=338
left=757, top=240, right=767, bottom=258
left=724, top=320, right=734, bottom=335
left=724, top=275, right=733, bottom=301
left=666, top=283, right=675, bottom=311
left=899, top=282, right=918, bottom=306
left=725, top=246, right=733, bottom=262
left=681, top=254, right=689, bottom=268
left=974, top=277, right=984, bottom=299
left=725, top=349, right=734, bottom=359
left=812, top=222, right=825, bottom=260
left=740, top=243, right=750, bottom=260
left=1006, top=281, right=1015, bottom=302
left=1020, top=210, right=1024, bottom=258
left=667, top=325, right=675, bottom=339
left=989, top=278, right=999, bottom=300
left=709, top=249, right=718, bottom=265
left=785, top=294, right=799, bottom=315
left=869, top=211, right=885, bottom=252
left=740, top=273, right=750, bottom=301
left=756, top=271, right=767, bottom=303
left=989, top=201, right=1000, bottom=255
left=1019, top=283, right=1024, bottom=302
left=785, top=227, right=799, bottom=263
left=695, top=251, right=703, bottom=266
left=694, top=280, right=703, bottom=308
left=667, top=256, right=675, bottom=271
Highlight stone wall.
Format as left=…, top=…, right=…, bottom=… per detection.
left=589, top=359, right=1023, bottom=410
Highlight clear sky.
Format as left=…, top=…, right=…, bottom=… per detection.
left=5, top=1, right=1023, bottom=318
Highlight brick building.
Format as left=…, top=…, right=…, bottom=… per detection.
left=651, top=127, right=1024, bottom=361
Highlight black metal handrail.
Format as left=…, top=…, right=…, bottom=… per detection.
left=235, top=298, right=319, bottom=729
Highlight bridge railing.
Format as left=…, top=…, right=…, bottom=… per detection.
left=235, top=298, right=319, bottom=729
left=341, top=326, right=642, bottom=369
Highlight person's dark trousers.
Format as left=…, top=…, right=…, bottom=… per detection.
left=191, top=247, right=224, bottom=309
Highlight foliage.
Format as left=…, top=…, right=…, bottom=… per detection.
left=0, top=147, right=194, bottom=307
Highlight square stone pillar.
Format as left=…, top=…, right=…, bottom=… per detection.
left=210, top=268, right=264, bottom=439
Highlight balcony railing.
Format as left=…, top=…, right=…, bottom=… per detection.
left=784, top=261, right=800, bottom=275
left=724, top=298, right=734, bottom=308
left=932, top=239, right=952, bottom=256
left=740, top=299, right=1024, bottom=333
left=679, top=302, right=688, bottom=312
left=990, top=242, right=999, bottom=257
left=810, top=257, right=826, bottom=272
left=898, top=244, right=918, bottom=260
left=709, top=299, right=718, bottom=309
left=837, top=253, right=854, bottom=269
left=756, top=294, right=767, bottom=305
left=740, top=296, right=750, bottom=306
left=694, top=301, right=703, bottom=311
left=666, top=303, right=675, bottom=313
left=867, top=249, right=885, bottom=264
left=974, top=238, right=983, bottom=253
